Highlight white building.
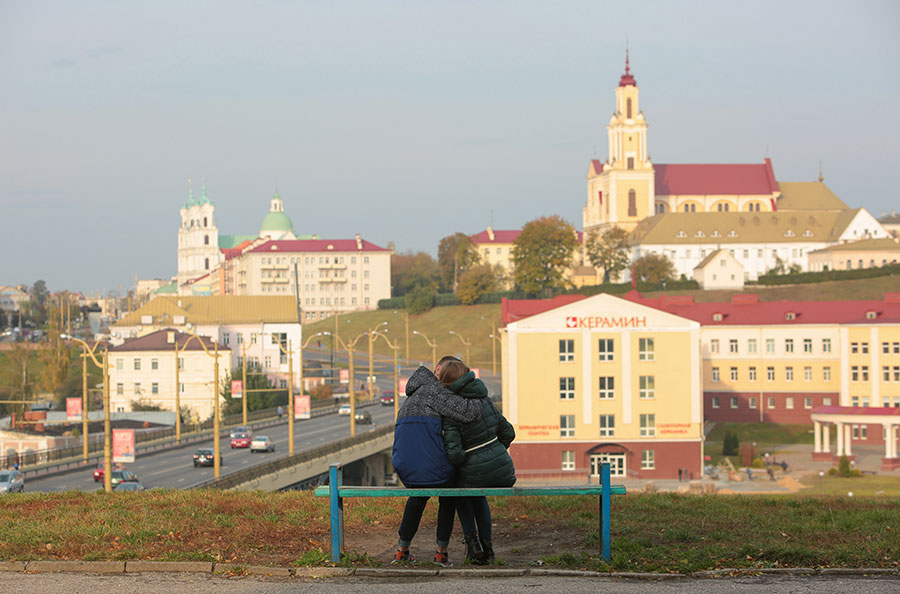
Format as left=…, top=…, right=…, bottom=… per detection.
left=693, top=249, right=744, bottom=290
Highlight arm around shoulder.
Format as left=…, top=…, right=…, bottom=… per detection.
left=443, top=420, right=465, bottom=466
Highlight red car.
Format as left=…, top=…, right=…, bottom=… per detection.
left=93, top=462, right=124, bottom=482
left=230, top=433, right=251, bottom=448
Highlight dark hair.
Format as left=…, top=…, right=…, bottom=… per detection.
left=436, top=356, right=469, bottom=386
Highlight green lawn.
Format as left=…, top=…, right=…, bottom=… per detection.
left=798, top=474, right=900, bottom=496
left=704, top=423, right=817, bottom=466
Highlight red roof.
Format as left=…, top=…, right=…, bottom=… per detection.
left=654, top=158, right=779, bottom=196
left=502, top=292, right=900, bottom=326
left=111, top=329, right=229, bottom=353
left=247, top=239, right=389, bottom=254
left=471, top=229, right=522, bottom=244
left=222, top=240, right=254, bottom=260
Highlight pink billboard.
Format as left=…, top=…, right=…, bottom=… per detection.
left=112, top=429, right=135, bottom=464
left=340, top=369, right=350, bottom=384
left=66, top=397, right=82, bottom=421
left=295, top=394, right=311, bottom=420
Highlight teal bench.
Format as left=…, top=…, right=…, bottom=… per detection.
left=314, top=462, right=626, bottom=563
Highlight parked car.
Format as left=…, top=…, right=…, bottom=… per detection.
left=113, top=481, right=145, bottom=492
left=354, top=410, right=373, bottom=425
left=93, top=462, right=124, bottom=482
left=110, top=469, right=139, bottom=488
left=380, top=391, right=395, bottom=406
left=0, top=470, right=24, bottom=493
left=250, top=436, right=275, bottom=453
left=230, top=433, right=251, bottom=448
left=230, top=426, right=251, bottom=439
left=338, top=404, right=352, bottom=416
left=192, top=449, right=221, bottom=467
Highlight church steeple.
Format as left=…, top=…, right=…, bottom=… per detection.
left=619, top=47, right=636, bottom=87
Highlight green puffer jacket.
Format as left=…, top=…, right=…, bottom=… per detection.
left=442, top=372, right=516, bottom=488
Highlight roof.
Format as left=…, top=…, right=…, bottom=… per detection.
left=629, top=209, right=863, bottom=245
left=218, top=235, right=258, bottom=249
left=776, top=182, right=848, bottom=211
left=502, top=292, right=900, bottom=327
left=471, top=229, right=522, bottom=244
left=878, top=212, right=900, bottom=225
left=692, top=249, right=738, bottom=270
left=154, top=283, right=177, bottom=295
left=113, top=296, right=299, bottom=327
left=247, top=239, right=389, bottom=254
left=110, top=329, right=229, bottom=353
left=809, top=238, right=900, bottom=254
left=654, top=159, right=778, bottom=196
left=260, top=211, right=295, bottom=234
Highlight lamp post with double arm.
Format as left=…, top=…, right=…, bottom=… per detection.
left=412, top=330, right=437, bottom=368
left=324, top=330, right=369, bottom=436
left=448, top=330, right=471, bottom=364
left=371, top=330, right=400, bottom=422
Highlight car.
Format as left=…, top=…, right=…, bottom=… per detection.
left=110, top=469, right=139, bottom=488
left=230, top=433, right=251, bottom=448
left=250, top=436, right=275, bottom=453
left=0, top=470, right=24, bottom=493
left=380, top=392, right=395, bottom=406
left=338, top=404, right=352, bottom=416
left=93, top=462, right=124, bottom=482
left=354, top=410, right=373, bottom=424
left=113, top=481, right=145, bottom=492
left=192, top=449, right=221, bottom=467
left=230, top=426, right=251, bottom=439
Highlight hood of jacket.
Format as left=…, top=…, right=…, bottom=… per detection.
left=448, top=371, right=488, bottom=399
left=405, top=365, right=439, bottom=397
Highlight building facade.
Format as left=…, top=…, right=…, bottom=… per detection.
left=807, top=238, right=900, bottom=272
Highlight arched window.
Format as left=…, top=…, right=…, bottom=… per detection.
left=627, top=157, right=634, bottom=170
left=683, top=203, right=696, bottom=213
left=628, top=189, right=637, bottom=217
left=204, top=258, right=210, bottom=270
left=203, top=217, right=208, bottom=227
left=655, top=203, right=666, bottom=215
left=717, top=203, right=730, bottom=212
left=626, top=98, right=632, bottom=119
left=204, top=235, right=209, bottom=245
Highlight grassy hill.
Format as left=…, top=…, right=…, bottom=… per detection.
left=642, top=275, right=900, bottom=303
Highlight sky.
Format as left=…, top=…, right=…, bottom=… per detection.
left=1, top=1, right=899, bottom=294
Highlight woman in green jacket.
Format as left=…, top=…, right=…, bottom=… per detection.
left=437, top=356, right=516, bottom=564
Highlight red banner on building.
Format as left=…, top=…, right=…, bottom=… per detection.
left=66, top=397, right=82, bottom=421
left=295, top=394, right=311, bottom=420
left=112, top=429, right=135, bottom=464
left=231, top=380, right=243, bottom=399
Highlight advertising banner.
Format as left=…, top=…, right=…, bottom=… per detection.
left=231, top=380, right=243, bottom=399
left=112, top=429, right=135, bottom=464
left=399, top=378, right=409, bottom=393
left=471, top=368, right=480, bottom=378
left=295, top=394, right=311, bottom=420
left=66, top=397, right=82, bottom=421
left=339, top=369, right=349, bottom=384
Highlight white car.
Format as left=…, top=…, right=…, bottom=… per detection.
left=338, top=404, right=352, bottom=416
left=250, top=436, right=275, bottom=453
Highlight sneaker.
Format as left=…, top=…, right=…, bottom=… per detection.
left=433, top=550, right=453, bottom=567
left=391, top=549, right=415, bottom=564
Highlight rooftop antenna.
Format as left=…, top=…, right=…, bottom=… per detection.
left=818, top=161, right=824, bottom=183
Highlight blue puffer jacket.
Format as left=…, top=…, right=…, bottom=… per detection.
left=392, top=366, right=482, bottom=487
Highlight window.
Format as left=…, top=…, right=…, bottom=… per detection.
left=223, top=333, right=230, bottom=345
left=152, top=382, right=159, bottom=395
left=785, top=366, right=794, bottom=381
left=178, top=357, right=184, bottom=370
left=851, top=396, right=859, bottom=407
left=710, top=339, right=720, bottom=354
left=748, top=338, right=758, bottom=354
left=766, top=339, right=775, bottom=354
left=785, top=339, right=794, bottom=353
left=639, top=338, right=655, bottom=361
left=767, top=366, right=775, bottom=381
left=823, top=396, right=832, bottom=406
left=851, top=366, right=859, bottom=381
left=749, top=397, right=757, bottom=409
left=804, top=397, right=812, bottom=409
left=559, top=377, right=575, bottom=400
left=134, top=382, right=141, bottom=396
left=642, top=450, right=655, bottom=470
left=628, top=189, right=637, bottom=217
left=862, top=342, right=869, bottom=354
left=626, top=97, right=632, bottom=118
left=559, top=339, right=574, bottom=362
left=822, top=338, right=832, bottom=353
left=801, top=366, right=811, bottom=382
left=598, top=414, right=615, bottom=437
left=560, top=415, right=575, bottom=437
left=639, top=376, right=655, bottom=399
left=250, top=333, right=258, bottom=344
left=131, top=358, right=140, bottom=371
left=731, top=396, right=738, bottom=409
left=627, top=157, right=635, bottom=170
left=711, top=396, right=720, bottom=408
left=749, top=366, right=757, bottom=381
left=730, top=367, right=738, bottom=381
left=264, top=356, right=272, bottom=368
left=729, top=339, right=738, bottom=354
left=824, top=366, right=832, bottom=381
left=786, top=397, right=794, bottom=409
left=894, top=366, right=900, bottom=381
left=894, top=342, right=900, bottom=354
left=767, top=396, right=775, bottom=408
left=598, top=377, right=615, bottom=399
left=803, top=338, right=812, bottom=353
left=598, top=339, right=614, bottom=361
left=862, top=366, right=869, bottom=381
left=151, top=358, right=158, bottom=370
left=116, top=359, right=123, bottom=371
left=116, top=383, right=124, bottom=396
left=711, top=367, right=720, bottom=382
left=851, top=342, right=859, bottom=354
left=639, top=414, right=655, bottom=437
left=562, top=451, right=575, bottom=471
left=862, top=396, right=870, bottom=407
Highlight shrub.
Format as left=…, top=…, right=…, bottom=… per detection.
left=827, top=467, right=839, bottom=476
left=309, top=384, right=333, bottom=400
left=850, top=469, right=863, bottom=478
left=756, top=263, right=900, bottom=286
left=751, top=457, right=765, bottom=469
left=838, top=455, right=851, bottom=478
left=739, top=443, right=756, bottom=468
left=404, top=285, right=436, bottom=314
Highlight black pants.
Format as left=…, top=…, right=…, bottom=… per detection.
left=455, top=496, right=492, bottom=541
left=397, top=484, right=455, bottom=548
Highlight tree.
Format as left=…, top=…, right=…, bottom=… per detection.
left=585, top=226, right=630, bottom=284
left=633, top=252, right=675, bottom=283
left=391, top=250, right=440, bottom=297
left=456, top=264, right=498, bottom=305
left=36, top=329, right=71, bottom=404
left=512, top=216, right=578, bottom=295
left=437, top=233, right=481, bottom=291
left=28, top=280, right=49, bottom=326
left=404, top=284, right=436, bottom=314
left=221, top=361, right=282, bottom=416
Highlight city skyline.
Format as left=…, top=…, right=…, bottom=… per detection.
left=2, top=1, right=898, bottom=292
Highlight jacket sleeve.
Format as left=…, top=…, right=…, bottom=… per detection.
left=494, top=405, right=516, bottom=448
left=432, top=388, right=481, bottom=423
left=443, top=420, right=465, bottom=466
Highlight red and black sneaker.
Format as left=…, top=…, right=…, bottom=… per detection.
left=391, top=549, right=415, bottom=564
left=433, top=550, right=453, bottom=567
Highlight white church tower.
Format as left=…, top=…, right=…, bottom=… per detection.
left=177, top=180, right=221, bottom=286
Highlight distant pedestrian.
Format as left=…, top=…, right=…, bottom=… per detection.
left=767, top=467, right=775, bottom=481
left=780, top=461, right=788, bottom=472
left=13, top=461, right=19, bottom=470
left=746, top=467, right=752, bottom=481
left=678, top=468, right=683, bottom=481
left=689, top=470, right=693, bottom=480
left=277, top=405, right=284, bottom=420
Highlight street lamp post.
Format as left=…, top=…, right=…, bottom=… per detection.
left=77, top=341, right=103, bottom=462
left=372, top=330, right=400, bottom=422
left=448, top=330, right=471, bottom=364
left=367, top=322, right=388, bottom=400
left=490, top=329, right=502, bottom=376
left=393, top=310, right=409, bottom=365
left=175, top=330, right=225, bottom=478
left=412, top=330, right=437, bottom=368
left=324, top=330, right=368, bottom=436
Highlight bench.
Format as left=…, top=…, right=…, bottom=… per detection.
left=313, top=462, right=626, bottom=563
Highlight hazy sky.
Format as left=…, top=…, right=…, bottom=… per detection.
left=2, top=1, right=898, bottom=294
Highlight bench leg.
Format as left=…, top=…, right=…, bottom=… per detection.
left=329, top=463, right=344, bottom=563
left=600, top=462, right=610, bottom=562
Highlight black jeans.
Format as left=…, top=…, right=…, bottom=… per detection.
left=397, top=485, right=455, bottom=548
left=455, top=496, right=492, bottom=541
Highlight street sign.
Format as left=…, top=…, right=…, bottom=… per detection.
left=112, top=429, right=135, bottom=464
left=339, top=369, right=349, bottom=384
left=231, top=380, right=243, bottom=399
left=295, top=394, right=311, bottom=420
left=66, top=397, right=82, bottom=421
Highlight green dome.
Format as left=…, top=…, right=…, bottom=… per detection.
left=260, top=211, right=295, bottom=234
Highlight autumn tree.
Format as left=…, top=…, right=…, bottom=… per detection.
left=633, top=252, right=676, bottom=283
left=36, top=329, right=71, bottom=404
left=585, top=226, right=631, bottom=283
left=437, top=233, right=481, bottom=291
left=456, top=264, right=499, bottom=305
left=390, top=250, right=440, bottom=297
left=221, top=361, right=281, bottom=416
left=512, top=216, right=578, bottom=295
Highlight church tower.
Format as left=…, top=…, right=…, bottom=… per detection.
left=583, top=50, right=656, bottom=235
left=177, top=180, right=221, bottom=287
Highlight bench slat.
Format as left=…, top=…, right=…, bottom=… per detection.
left=313, top=485, right=626, bottom=497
